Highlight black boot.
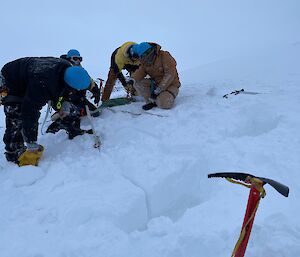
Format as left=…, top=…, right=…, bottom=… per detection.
left=67, top=129, right=85, bottom=140
left=91, top=110, right=101, bottom=117
left=65, top=117, right=85, bottom=140
left=46, top=120, right=66, bottom=134
left=5, top=147, right=26, bottom=163
left=142, top=102, right=157, bottom=110
left=5, top=151, right=18, bottom=162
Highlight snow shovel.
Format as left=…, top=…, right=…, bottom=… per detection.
left=208, top=172, right=289, bottom=257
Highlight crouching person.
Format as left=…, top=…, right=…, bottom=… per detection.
left=46, top=79, right=100, bottom=139
left=46, top=48, right=100, bottom=138
left=130, top=42, right=181, bottom=110
left=102, top=42, right=140, bottom=102
left=46, top=97, right=90, bottom=140
left=1, top=57, right=91, bottom=166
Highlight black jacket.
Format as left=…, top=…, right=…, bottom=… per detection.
left=1, top=57, right=71, bottom=142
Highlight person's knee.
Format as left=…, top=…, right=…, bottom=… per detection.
left=156, top=92, right=175, bottom=109
left=134, top=79, right=151, bottom=89
left=134, top=79, right=151, bottom=100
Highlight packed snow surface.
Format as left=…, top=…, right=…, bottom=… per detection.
left=0, top=43, right=299, bottom=257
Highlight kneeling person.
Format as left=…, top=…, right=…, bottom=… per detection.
left=130, top=42, right=181, bottom=110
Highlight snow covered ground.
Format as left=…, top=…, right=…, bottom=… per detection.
left=0, top=42, right=299, bottom=257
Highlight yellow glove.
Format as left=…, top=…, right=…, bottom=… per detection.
left=18, top=145, right=44, bottom=167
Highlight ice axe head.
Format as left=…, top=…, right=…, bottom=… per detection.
left=208, top=172, right=289, bottom=197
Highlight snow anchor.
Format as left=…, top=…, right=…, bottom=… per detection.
left=208, top=172, right=289, bottom=257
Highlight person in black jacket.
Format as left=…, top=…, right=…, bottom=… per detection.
left=1, top=57, right=91, bottom=166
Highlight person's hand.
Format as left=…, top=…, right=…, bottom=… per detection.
left=124, top=78, right=136, bottom=97
left=91, top=86, right=101, bottom=105
left=59, top=101, right=72, bottom=118
left=150, top=87, right=161, bottom=100
left=124, top=84, right=134, bottom=96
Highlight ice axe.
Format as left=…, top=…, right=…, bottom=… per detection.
left=94, top=78, right=104, bottom=108
left=223, top=89, right=262, bottom=99
left=208, top=172, right=289, bottom=257
left=97, top=78, right=104, bottom=94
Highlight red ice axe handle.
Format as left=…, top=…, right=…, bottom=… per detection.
left=232, top=186, right=261, bottom=257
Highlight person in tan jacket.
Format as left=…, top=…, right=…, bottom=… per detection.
left=101, top=42, right=140, bottom=101
left=130, top=42, right=180, bottom=110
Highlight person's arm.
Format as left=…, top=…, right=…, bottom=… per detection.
left=113, top=51, right=129, bottom=88
left=157, top=51, right=177, bottom=91
left=131, top=65, right=147, bottom=82
left=117, top=72, right=127, bottom=88
left=89, top=80, right=101, bottom=104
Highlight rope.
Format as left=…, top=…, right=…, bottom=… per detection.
left=40, top=101, right=52, bottom=135
left=230, top=195, right=261, bottom=257
left=226, top=178, right=251, bottom=189
left=85, top=105, right=101, bottom=149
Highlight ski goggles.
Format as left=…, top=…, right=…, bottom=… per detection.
left=70, top=56, right=82, bottom=62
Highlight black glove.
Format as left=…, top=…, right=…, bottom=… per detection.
left=150, top=87, right=161, bottom=100
left=91, top=86, right=101, bottom=105
left=151, top=92, right=158, bottom=100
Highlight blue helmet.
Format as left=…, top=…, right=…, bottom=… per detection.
left=130, top=42, right=152, bottom=58
left=64, top=66, right=90, bottom=90
left=66, top=49, right=81, bottom=58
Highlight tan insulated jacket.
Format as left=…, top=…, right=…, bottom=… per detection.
left=132, top=44, right=180, bottom=91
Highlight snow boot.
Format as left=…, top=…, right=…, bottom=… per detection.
left=5, top=147, right=26, bottom=164
left=142, top=102, right=157, bottom=110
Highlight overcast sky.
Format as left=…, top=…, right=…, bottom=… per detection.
left=1, top=0, right=299, bottom=78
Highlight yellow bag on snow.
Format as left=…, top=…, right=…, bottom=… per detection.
left=18, top=146, right=44, bottom=167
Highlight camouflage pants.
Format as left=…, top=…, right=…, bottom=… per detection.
left=3, top=103, right=26, bottom=162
